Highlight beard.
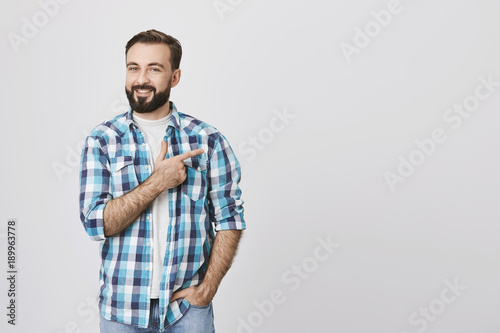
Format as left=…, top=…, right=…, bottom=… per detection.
left=126, top=81, right=171, bottom=114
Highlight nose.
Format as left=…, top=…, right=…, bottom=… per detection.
left=135, top=69, right=150, bottom=86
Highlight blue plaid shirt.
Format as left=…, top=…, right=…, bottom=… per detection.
left=79, top=102, right=245, bottom=330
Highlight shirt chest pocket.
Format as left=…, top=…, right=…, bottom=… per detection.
left=110, top=155, right=135, bottom=196
left=181, top=156, right=208, bottom=202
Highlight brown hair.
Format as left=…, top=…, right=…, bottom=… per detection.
left=125, top=29, right=182, bottom=70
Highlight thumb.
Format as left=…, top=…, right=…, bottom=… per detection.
left=170, top=289, right=188, bottom=302
left=156, top=140, right=168, bottom=165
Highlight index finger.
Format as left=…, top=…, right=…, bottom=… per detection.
left=174, top=148, right=204, bottom=161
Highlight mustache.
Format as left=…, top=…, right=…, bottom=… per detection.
left=132, top=85, right=156, bottom=92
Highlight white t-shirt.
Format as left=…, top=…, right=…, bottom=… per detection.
left=133, top=112, right=171, bottom=299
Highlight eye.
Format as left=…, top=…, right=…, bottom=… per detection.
left=128, top=67, right=138, bottom=72
left=150, top=68, right=160, bottom=72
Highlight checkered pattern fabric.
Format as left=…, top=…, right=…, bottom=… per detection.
left=79, top=102, right=245, bottom=329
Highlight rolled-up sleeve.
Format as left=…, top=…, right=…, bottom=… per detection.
left=79, top=136, right=112, bottom=241
left=207, top=134, right=246, bottom=231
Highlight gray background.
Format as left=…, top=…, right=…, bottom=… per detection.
left=1, top=0, right=499, bottom=332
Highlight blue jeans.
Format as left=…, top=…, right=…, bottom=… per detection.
left=99, top=299, right=215, bottom=333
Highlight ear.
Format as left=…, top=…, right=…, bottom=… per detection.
left=171, top=69, right=181, bottom=88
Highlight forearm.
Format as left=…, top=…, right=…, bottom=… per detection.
left=199, top=229, right=242, bottom=297
left=103, top=175, right=163, bottom=236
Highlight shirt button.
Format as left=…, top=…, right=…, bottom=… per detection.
left=142, top=143, right=146, bottom=147
left=146, top=267, right=150, bottom=271
left=145, top=166, right=150, bottom=170
left=147, top=242, right=151, bottom=246
left=197, top=167, right=201, bottom=171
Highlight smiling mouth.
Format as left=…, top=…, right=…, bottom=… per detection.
left=135, top=89, right=153, bottom=97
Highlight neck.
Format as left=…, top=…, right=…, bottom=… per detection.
left=133, top=100, right=171, bottom=120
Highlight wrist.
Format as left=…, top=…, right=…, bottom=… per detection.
left=197, top=282, right=218, bottom=301
left=145, top=172, right=165, bottom=196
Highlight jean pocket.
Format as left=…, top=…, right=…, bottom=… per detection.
left=189, top=303, right=211, bottom=310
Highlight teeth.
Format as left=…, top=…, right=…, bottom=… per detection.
left=137, top=90, right=151, bottom=93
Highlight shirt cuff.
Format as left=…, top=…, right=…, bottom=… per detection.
left=84, top=203, right=107, bottom=241
left=214, top=203, right=246, bottom=231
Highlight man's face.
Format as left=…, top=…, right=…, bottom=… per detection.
left=125, top=43, right=178, bottom=114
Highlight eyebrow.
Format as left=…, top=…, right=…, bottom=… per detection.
left=148, top=62, right=165, bottom=69
left=126, top=62, right=165, bottom=69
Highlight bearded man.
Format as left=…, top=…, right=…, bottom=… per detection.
left=79, top=29, right=245, bottom=333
